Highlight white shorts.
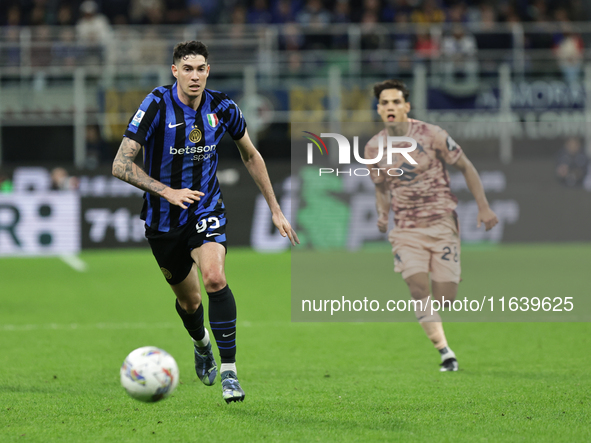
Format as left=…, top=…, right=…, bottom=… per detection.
left=388, top=215, right=461, bottom=283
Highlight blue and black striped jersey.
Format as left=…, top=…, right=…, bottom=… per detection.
left=124, top=82, right=247, bottom=232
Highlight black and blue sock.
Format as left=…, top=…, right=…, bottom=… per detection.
left=208, top=285, right=237, bottom=364
left=175, top=299, right=205, bottom=343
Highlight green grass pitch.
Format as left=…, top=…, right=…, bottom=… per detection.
left=1, top=245, right=590, bottom=442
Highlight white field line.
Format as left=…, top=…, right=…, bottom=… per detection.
left=0, top=322, right=177, bottom=332
left=59, top=254, right=88, bottom=272
left=0, top=321, right=265, bottom=332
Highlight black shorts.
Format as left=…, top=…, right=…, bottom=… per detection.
left=145, top=210, right=227, bottom=285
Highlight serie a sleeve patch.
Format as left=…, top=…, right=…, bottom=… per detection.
left=131, top=110, right=145, bottom=128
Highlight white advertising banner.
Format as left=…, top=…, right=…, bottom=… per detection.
left=0, top=192, right=81, bottom=256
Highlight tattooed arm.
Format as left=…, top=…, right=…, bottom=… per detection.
left=112, top=137, right=203, bottom=209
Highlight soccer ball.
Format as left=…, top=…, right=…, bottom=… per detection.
left=120, top=346, right=179, bottom=402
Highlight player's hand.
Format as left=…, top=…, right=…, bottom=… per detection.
left=162, top=188, right=205, bottom=209
left=477, top=206, right=498, bottom=231
left=377, top=213, right=389, bottom=233
left=272, top=211, right=300, bottom=246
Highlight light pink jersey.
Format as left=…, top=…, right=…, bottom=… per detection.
left=364, top=119, right=463, bottom=228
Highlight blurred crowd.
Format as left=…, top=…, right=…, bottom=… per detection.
left=556, top=137, right=589, bottom=188
left=0, top=0, right=589, bottom=82
left=1, top=0, right=588, bottom=27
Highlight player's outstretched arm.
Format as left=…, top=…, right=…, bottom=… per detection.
left=112, top=137, right=204, bottom=209
left=234, top=130, right=299, bottom=246
left=452, top=152, right=498, bottom=231
left=375, top=181, right=391, bottom=233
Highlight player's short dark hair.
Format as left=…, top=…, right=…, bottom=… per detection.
left=173, top=41, right=209, bottom=65
left=373, top=79, right=410, bottom=102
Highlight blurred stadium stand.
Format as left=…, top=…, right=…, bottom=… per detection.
left=1, top=0, right=591, bottom=165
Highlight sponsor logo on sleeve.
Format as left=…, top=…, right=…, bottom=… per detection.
left=131, top=110, right=145, bottom=128
left=446, top=135, right=458, bottom=152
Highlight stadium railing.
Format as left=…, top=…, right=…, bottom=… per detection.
left=2, top=22, right=591, bottom=166
left=1, top=22, right=591, bottom=75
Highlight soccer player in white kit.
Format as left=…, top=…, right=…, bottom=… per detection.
left=365, top=80, right=498, bottom=371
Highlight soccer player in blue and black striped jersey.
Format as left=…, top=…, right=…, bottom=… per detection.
left=113, top=41, right=298, bottom=403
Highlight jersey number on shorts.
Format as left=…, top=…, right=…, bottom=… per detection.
left=196, top=216, right=220, bottom=233
left=441, top=246, right=458, bottom=262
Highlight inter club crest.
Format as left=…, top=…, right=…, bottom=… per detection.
left=189, top=126, right=202, bottom=143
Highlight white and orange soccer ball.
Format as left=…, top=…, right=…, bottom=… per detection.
left=120, top=346, right=179, bottom=402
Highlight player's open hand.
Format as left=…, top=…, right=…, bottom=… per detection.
left=377, top=213, right=389, bottom=233
left=272, top=211, right=300, bottom=246
left=162, top=188, right=205, bottom=210
left=477, top=206, right=498, bottom=231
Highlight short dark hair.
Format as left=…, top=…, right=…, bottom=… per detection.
left=173, top=41, right=209, bottom=65
left=373, top=79, right=410, bottom=102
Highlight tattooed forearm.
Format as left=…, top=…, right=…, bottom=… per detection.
left=112, top=137, right=168, bottom=196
